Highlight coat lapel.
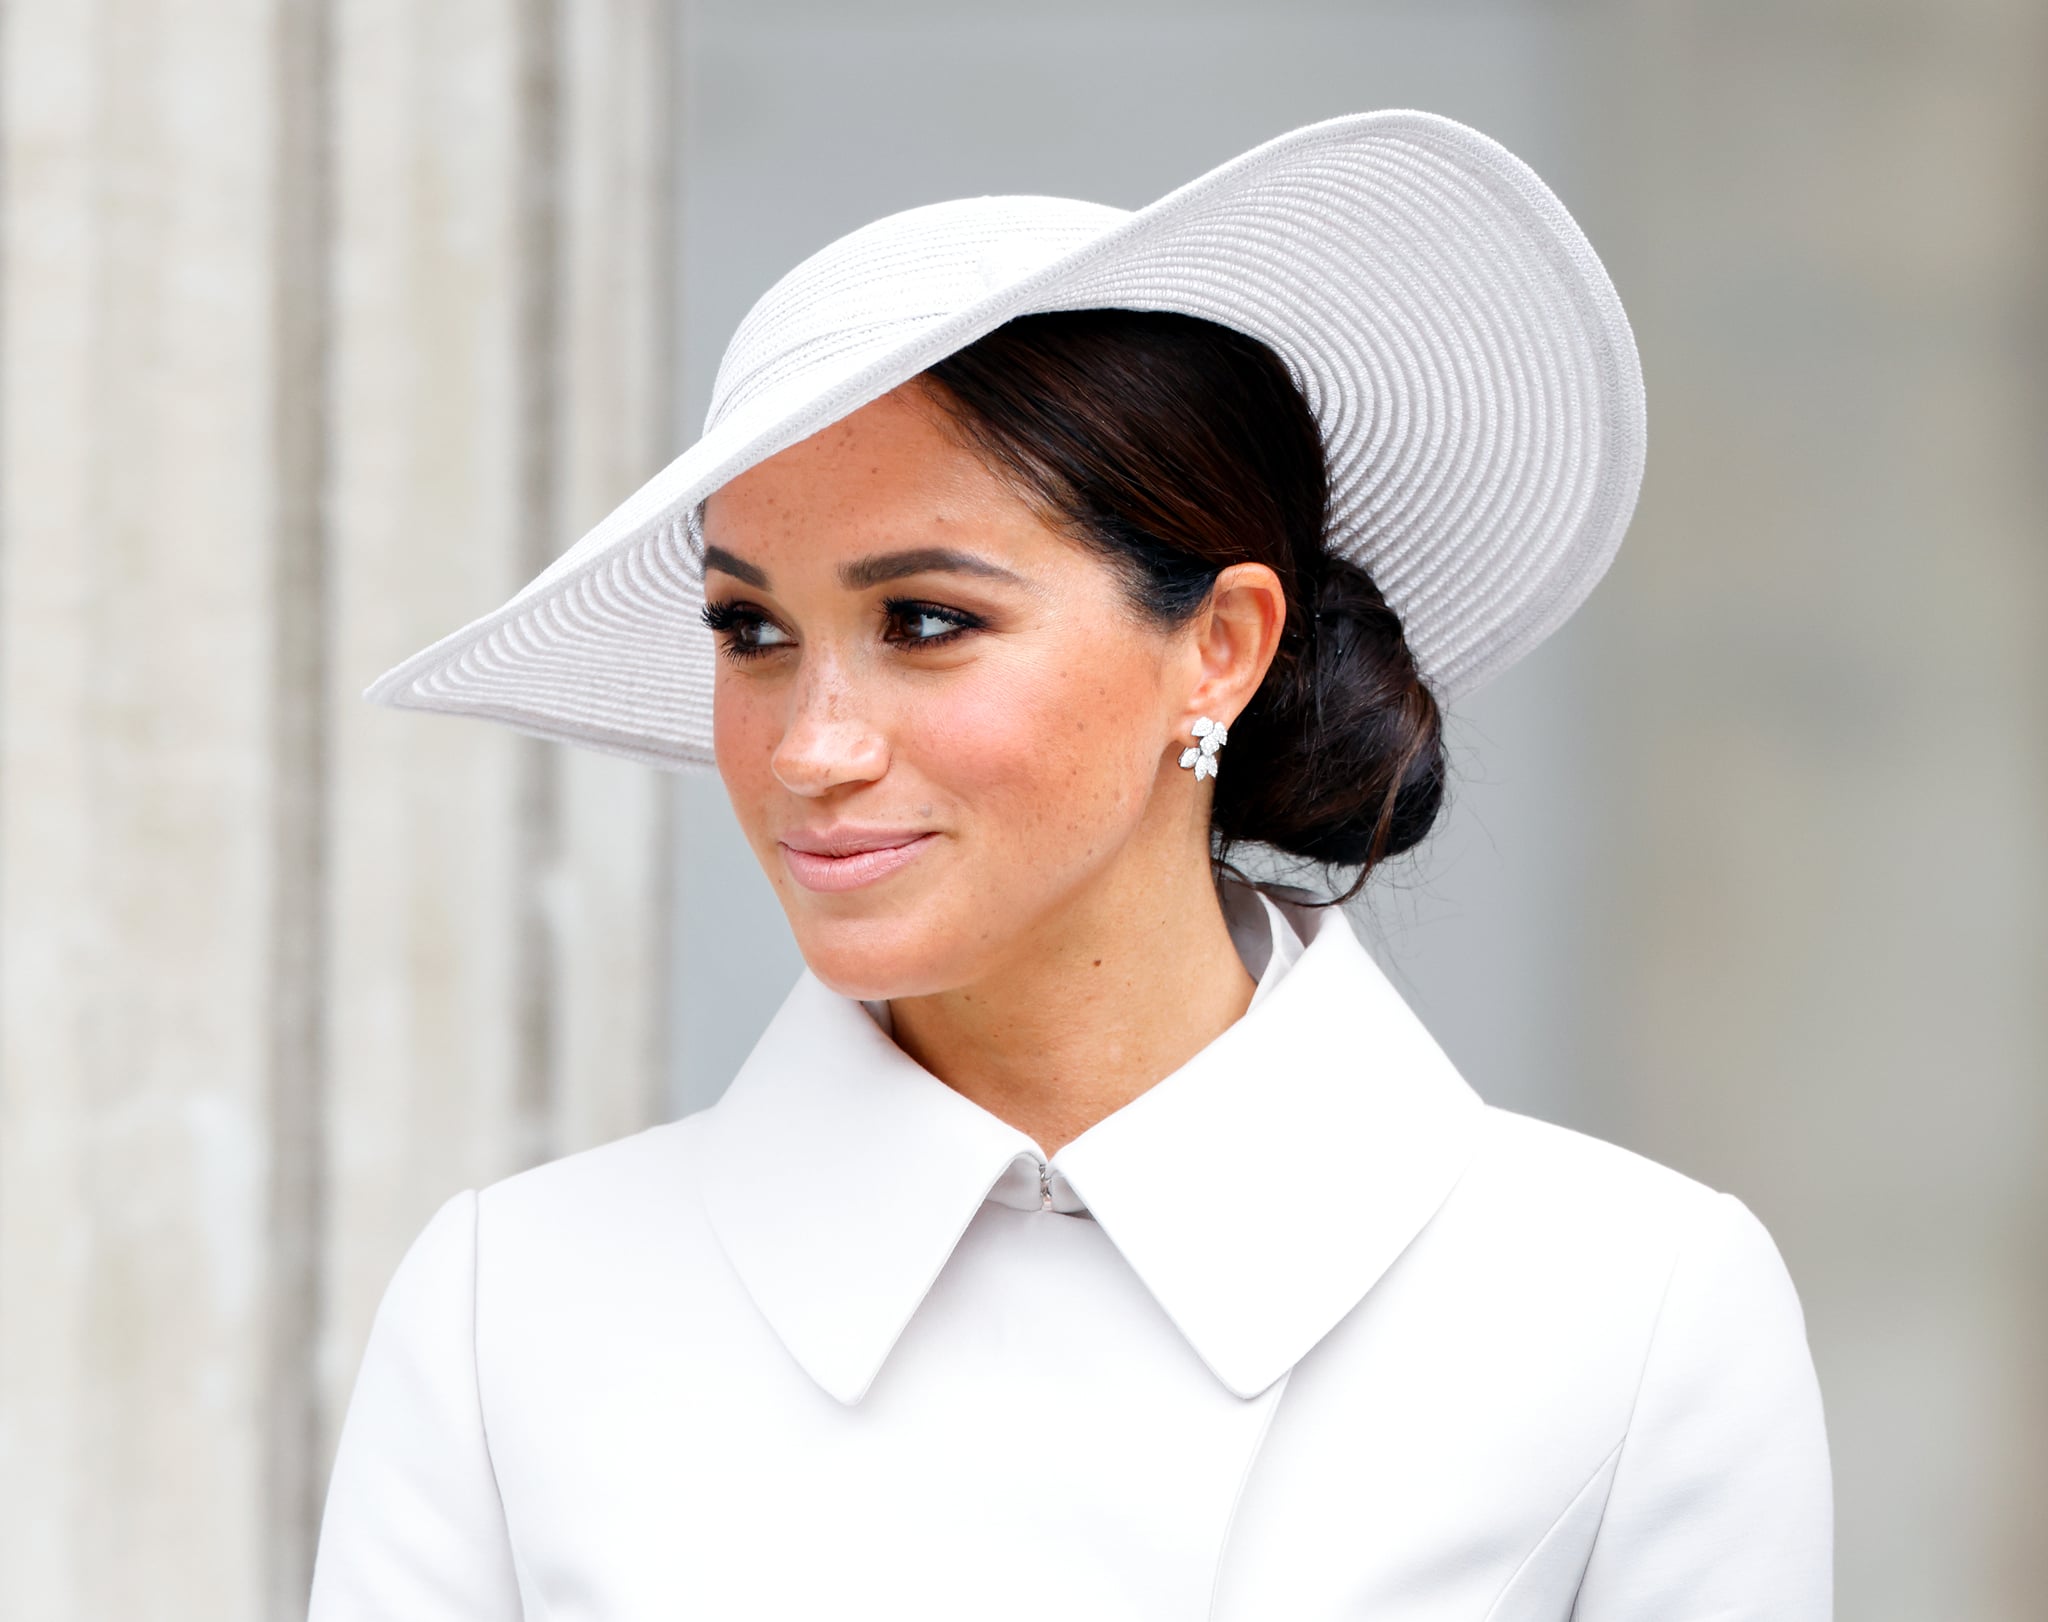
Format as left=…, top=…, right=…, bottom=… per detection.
left=1055, top=896, right=1486, bottom=1397
left=696, top=889, right=1486, bottom=1405
left=696, top=971, right=1036, bottom=1405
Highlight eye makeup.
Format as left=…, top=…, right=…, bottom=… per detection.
left=700, top=599, right=791, bottom=661
left=700, top=594, right=992, bottom=664
left=879, top=597, right=986, bottom=649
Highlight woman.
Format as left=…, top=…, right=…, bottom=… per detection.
left=311, top=112, right=1832, bottom=1618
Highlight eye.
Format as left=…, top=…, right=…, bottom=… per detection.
left=700, top=599, right=794, bottom=661
left=881, top=598, right=983, bottom=649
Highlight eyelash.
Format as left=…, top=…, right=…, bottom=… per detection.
left=699, top=599, right=781, bottom=662
left=880, top=597, right=983, bottom=649
left=699, top=597, right=986, bottom=662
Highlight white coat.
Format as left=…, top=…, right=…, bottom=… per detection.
left=308, top=884, right=1833, bottom=1619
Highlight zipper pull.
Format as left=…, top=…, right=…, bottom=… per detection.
left=1038, top=1159, right=1053, bottom=1211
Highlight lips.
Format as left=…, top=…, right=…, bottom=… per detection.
left=777, top=829, right=937, bottom=894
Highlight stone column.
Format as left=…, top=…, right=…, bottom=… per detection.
left=0, top=3, right=679, bottom=1616
left=0, top=5, right=281, bottom=1614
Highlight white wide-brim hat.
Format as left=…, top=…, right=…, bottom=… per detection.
left=365, top=109, right=1646, bottom=769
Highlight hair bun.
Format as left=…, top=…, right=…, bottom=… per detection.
left=1213, top=554, right=1448, bottom=881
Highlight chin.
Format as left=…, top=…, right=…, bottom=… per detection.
left=788, top=910, right=969, bottom=1003
left=766, top=836, right=1000, bottom=1001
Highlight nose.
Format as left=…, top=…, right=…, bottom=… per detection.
left=770, top=658, right=889, bottom=797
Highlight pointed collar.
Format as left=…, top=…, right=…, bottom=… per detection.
left=696, top=885, right=1485, bottom=1405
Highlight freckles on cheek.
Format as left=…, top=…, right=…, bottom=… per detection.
left=712, top=686, right=781, bottom=822
left=913, top=659, right=1150, bottom=835
left=933, top=687, right=1018, bottom=745
left=909, top=668, right=1066, bottom=788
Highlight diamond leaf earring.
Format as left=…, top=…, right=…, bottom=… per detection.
left=1177, top=715, right=1228, bottom=782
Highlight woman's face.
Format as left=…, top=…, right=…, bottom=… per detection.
left=699, top=381, right=1217, bottom=1001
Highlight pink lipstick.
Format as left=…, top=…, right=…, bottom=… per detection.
left=778, top=828, right=936, bottom=893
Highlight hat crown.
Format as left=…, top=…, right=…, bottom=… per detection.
left=707, top=194, right=1129, bottom=436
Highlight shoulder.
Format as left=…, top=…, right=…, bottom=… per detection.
left=1358, top=1106, right=1821, bottom=1479
left=1468, top=1102, right=1717, bottom=1219
left=371, top=1115, right=719, bottom=1322
left=1463, top=1102, right=1731, bottom=1237
left=1423, top=1105, right=1808, bottom=1345
left=474, top=1109, right=716, bottom=1241
left=445, top=1111, right=755, bottom=1367
left=1452, top=1121, right=1834, bottom=1614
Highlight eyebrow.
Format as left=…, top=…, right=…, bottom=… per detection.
left=701, top=545, right=769, bottom=588
left=701, top=543, right=1026, bottom=593
left=839, top=547, right=1025, bottom=591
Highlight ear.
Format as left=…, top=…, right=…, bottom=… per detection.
left=1182, top=561, right=1287, bottom=729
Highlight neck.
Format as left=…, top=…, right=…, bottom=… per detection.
left=886, top=856, right=1258, bottom=1158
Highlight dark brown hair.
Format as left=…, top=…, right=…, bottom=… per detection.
left=921, top=308, right=1447, bottom=899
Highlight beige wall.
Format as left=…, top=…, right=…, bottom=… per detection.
left=1591, top=7, right=2048, bottom=1612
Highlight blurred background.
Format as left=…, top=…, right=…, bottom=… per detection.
left=1, top=0, right=2042, bottom=1616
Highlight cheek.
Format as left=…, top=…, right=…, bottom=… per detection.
left=711, top=677, right=781, bottom=835
left=906, top=641, right=1162, bottom=854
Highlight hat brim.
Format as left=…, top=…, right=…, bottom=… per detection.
left=364, top=109, right=1645, bottom=771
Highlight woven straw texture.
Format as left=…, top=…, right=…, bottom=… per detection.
left=364, top=109, right=1646, bottom=770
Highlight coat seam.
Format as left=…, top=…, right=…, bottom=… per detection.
left=1205, top=1364, right=1296, bottom=1622
left=1479, top=1191, right=1720, bottom=1621
left=1563, top=1189, right=1729, bottom=1620
left=468, top=1187, right=556, bottom=1622
left=1477, top=1434, right=1625, bottom=1622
